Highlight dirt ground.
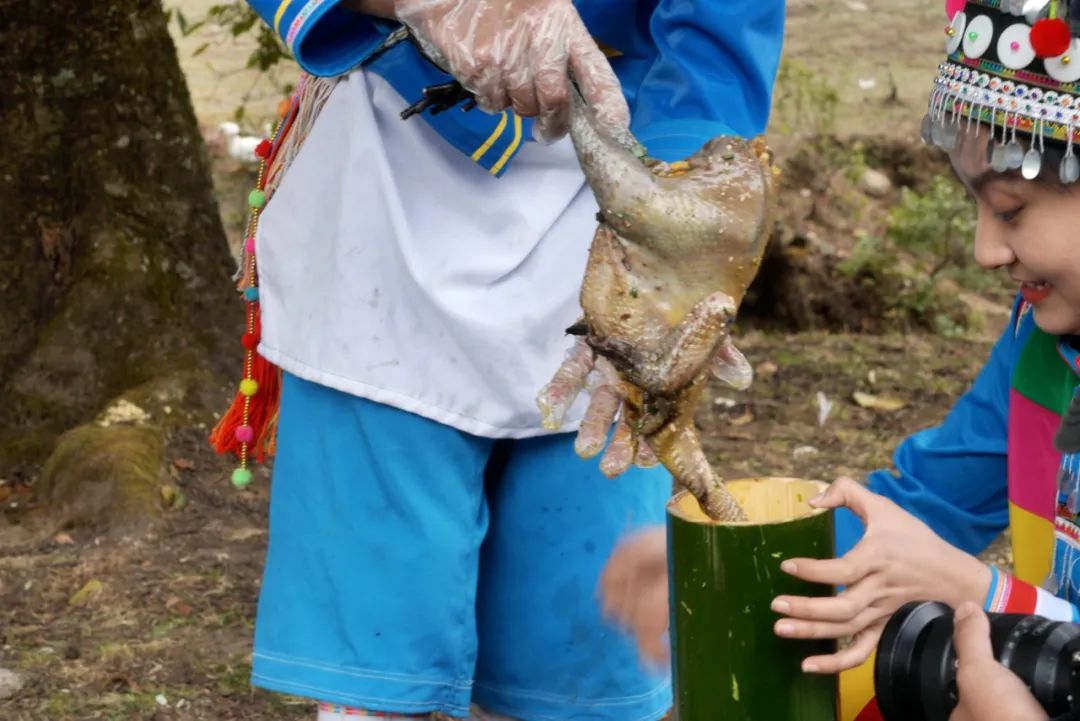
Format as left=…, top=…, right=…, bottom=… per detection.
left=0, top=330, right=1001, bottom=721
left=1, top=2, right=1015, bottom=719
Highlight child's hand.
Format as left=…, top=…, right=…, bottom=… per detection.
left=949, top=602, right=1048, bottom=721
left=598, top=526, right=669, bottom=665
left=772, top=478, right=992, bottom=674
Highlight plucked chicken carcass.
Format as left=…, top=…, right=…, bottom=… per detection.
left=538, top=92, right=778, bottom=522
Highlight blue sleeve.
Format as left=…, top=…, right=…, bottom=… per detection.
left=245, top=0, right=393, bottom=77
left=630, top=0, right=785, bottom=161
left=834, top=308, right=1021, bottom=559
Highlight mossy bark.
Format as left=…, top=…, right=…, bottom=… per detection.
left=0, top=0, right=240, bottom=477
left=39, top=423, right=166, bottom=527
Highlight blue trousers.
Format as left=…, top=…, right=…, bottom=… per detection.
left=252, top=373, right=672, bottom=720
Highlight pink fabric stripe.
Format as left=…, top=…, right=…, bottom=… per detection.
left=1008, top=388, right=1061, bottom=520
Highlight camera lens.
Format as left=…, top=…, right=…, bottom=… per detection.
left=874, top=601, right=1080, bottom=721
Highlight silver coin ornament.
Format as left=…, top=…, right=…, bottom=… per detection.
left=1061, top=154, right=1080, bottom=184
left=1022, top=148, right=1043, bottom=179
left=920, top=114, right=934, bottom=145
left=991, top=144, right=1011, bottom=172
left=1004, top=140, right=1025, bottom=169
left=932, top=118, right=947, bottom=146
left=1024, top=0, right=1052, bottom=24
left=942, top=123, right=960, bottom=151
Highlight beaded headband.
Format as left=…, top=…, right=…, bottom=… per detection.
left=926, top=0, right=1080, bottom=181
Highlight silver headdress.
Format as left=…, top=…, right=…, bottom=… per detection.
left=926, top=0, right=1080, bottom=182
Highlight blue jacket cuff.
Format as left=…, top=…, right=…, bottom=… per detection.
left=633, top=119, right=736, bottom=163
left=280, top=1, right=392, bottom=77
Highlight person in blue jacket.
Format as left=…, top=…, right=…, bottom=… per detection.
left=598, top=2, right=1080, bottom=718
left=236, top=1, right=783, bottom=719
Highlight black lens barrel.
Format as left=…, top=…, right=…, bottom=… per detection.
left=875, top=601, right=1080, bottom=721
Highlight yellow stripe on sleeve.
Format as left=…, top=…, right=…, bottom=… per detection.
left=470, top=112, right=509, bottom=162
left=488, top=114, right=523, bottom=176
left=273, top=0, right=296, bottom=36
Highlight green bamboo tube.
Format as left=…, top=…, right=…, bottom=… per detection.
left=667, top=478, right=837, bottom=721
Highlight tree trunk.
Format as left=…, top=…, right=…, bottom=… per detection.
left=0, top=0, right=239, bottom=479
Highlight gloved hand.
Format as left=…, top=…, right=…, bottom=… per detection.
left=393, top=0, right=630, bottom=141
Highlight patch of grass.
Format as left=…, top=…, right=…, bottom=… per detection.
left=151, top=615, right=196, bottom=638
left=771, top=348, right=810, bottom=368
left=774, top=59, right=840, bottom=138
left=44, top=692, right=78, bottom=717
left=97, top=641, right=136, bottom=664
left=21, top=646, right=61, bottom=669
left=836, top=174, right=997, bottom=335
left=121, top=691, right=162, bottom=714
left=216, top=657, right=253, bottom=696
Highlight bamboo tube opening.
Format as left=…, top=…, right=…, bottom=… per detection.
left=669, top=477, right=829, bottom=526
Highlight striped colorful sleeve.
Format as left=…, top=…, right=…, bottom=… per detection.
left=984, top=565, right=1080, bottom=621
left=246, top=0, right=394, bottom=77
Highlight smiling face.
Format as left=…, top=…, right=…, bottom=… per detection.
left=949, top=131, right=1080, bottom=336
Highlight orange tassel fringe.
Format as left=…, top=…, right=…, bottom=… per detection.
left=210, top=307, right=281, bottom=465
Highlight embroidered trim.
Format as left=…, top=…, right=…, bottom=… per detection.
left=985, top=565, right=1013, bottom=612
left=952, top=54, right=1080, bottom=96
left=286, top=0, right=335, bottom=53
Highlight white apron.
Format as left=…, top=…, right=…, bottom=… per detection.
left=256, top=71, right=600, bottom=438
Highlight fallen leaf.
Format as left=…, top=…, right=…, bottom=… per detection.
left=160, top=485, right=178, bottom=506
left=165, top=596, right=194, bottom=617
left=53, top=532, right=75, bottom=546
left=793, top=445, right=820, bottom=460
left=816, top=391, right=834, bottom=427
left=172, top=458, right=195, bottom=471
left=69, top=579, right=104, bottom=606
left=756, top=360, right=779, bottom=381
left=729, top=408, right=755, bottom=426
left=852, top=391, right=907, bottom=412
left=160, top=485, right=187, bottom=509
left=227, top=527, right=266, bottom=542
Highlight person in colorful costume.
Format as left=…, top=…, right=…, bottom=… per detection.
left=215, top=0, right=784, bottom=719
left=600, top=0, right=1080, bottom=719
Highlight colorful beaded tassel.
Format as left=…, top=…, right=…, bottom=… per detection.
left=209, top=102, right=298, bottom=487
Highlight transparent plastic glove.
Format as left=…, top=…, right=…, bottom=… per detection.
left=392, top=0, right=630, bottom=141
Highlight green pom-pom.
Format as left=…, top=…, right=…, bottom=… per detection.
left=231, top=467, right=253, bottom=488
left=248, top=189, right=266, bottom=209
left=239, top=379, right=259, bottom=396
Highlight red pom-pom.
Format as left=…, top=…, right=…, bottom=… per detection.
left=254, top=139, right=272, bottom=159
left=242, top=332, right=258, bottom=350
left=1031, top=18, right=1072, bottom=59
